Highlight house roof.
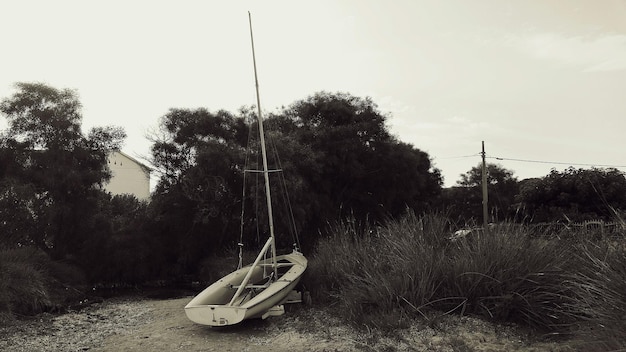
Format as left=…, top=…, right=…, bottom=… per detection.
left=112, top=150, right=152, bottom=173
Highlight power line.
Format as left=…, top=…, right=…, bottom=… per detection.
left=487, top=156, right=626, bottom=169
left=438, top=153, right=481, bottom=159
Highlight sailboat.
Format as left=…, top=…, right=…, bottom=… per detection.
left=184, top=13, right=308, bottom=327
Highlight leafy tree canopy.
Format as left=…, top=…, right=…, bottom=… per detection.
left=516, top=167, right=626, bottom=222
left=457, top=163, right=518, bottom=188
left=440, top=163, right=519, bottom=223
left=0, top=82, right=126, bottom=258
left=282, top=92, right=442, bottom=222
left=149, top=92, right=443, bottom=262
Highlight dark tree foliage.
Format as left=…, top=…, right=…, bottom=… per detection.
left=79, top=194, right=155, bottom=285
left=0, top=82, right=126, bottom=260
left=0, top=138, right=39, bottom=247
left=1, top=82, right=83, bottom=150
left=282, top=92, right=442, bottom=227
left=440, top=163, right=519, bottom=223
left=250, top=120, right=322, bottom=251
left=149, top=108, right=249, bottom=276
left=261, top=92, right=441, bottom=249
left=516, top=167, right=626, bottom=222
left=149, top=92, right=443, bottom=277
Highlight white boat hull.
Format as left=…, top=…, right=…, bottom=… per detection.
left=184, top=251, right=307, bottom=326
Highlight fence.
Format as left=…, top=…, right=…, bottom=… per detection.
left=451, top=220, right=626, bottom=241
left=527, top=220, right=626, bottom=237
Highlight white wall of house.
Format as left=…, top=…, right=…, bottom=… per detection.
left=104, top=151, right=151, bottom=201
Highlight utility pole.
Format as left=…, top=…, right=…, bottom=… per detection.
left=481, top=141, right=489, bottom=231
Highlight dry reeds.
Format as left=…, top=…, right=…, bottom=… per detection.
left=306, top=212, right=626, bottom=348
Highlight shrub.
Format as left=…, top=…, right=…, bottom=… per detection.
left=441, top=225, right=580, bottom=331
left=305, top=211, right=626, bottom=346
left=197, top=248, right=246, bottom=284
left=567, top=240, right=626, bottom=350
left=0, top=247, right=86, bottom=318
left=0, top=248, right=50, bottom=317
left=306, top=213, right=453, bottom=329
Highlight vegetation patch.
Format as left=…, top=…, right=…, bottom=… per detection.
left=2, top=82, right=626, bottom=350
left=306, top=212, right=626, bottom=350
left=0, top=248, right=86, bottom=319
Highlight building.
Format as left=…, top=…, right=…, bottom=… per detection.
left=104, top=151, right=151, bottom=201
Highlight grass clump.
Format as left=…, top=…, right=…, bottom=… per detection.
left=306, top=212, right=626, bottom=348
left=306, top=212, right=452, bottom=329
left=442, top=224, right=579, bottom=330
left=567, top=240, right=626, bottom=351
left=0, top=247, right=85, bottom=319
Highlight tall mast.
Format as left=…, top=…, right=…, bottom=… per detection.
left=248, top=12, right=278, bottom=277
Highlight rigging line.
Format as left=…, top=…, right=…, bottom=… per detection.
left=265, top=121, right=302, bottom=251
left=487, top=156, right=626, bottom=168
left=238, top=112, right=256, bottom=269
left=246, top=116, right=262, bottom=247
left=254, top=124, right=261, bottom=246
left=278, top=157, right=302, bottom=251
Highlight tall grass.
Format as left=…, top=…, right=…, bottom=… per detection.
left=306, top=212, right=626, bottom=347
left=0, top=247, right=85, bottom=320
left=567, top=240, right=626, bottom=351
left=443, top=224, right=582, bottom=330
left=0, top=248, right=49, bottom=319
left=306, top=213, right=452, bottom=328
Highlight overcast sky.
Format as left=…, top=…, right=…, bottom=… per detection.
left=2, top=0, right=625, bottom=187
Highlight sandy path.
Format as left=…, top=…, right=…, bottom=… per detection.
left=1, top=296, right=570, bottom=352
left=91, top=298, right=302, bottom=352
left=95, top=298, right=573, bottom=352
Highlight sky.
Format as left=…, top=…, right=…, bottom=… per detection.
left=1, top=0, right=626, bottom=187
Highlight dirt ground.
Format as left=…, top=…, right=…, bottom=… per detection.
left=0, top=296, right=573, bottom=352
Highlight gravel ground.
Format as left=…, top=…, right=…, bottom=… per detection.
left=0, top=297, right=573, bottom=352
left=0, top=298, right=153, bottom=352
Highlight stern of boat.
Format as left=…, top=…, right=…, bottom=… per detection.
left=184, top=304, right=247, bottom=327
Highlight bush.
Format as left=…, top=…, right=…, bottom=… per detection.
left=306, top=213, right=452, bottom=329
left=197, top=248, right=245, bottom=285
left=78, top=194, right=158, bottom=286
left=305, top=212, right=626, bottom=347
left=0, top=247, right=86, bottom=318
left=568, top=240, right=626, bottom=350
left=442, top=224, right=581, bottom=330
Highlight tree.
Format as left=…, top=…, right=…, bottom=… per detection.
left=0, top=82, right=126, bottom=259
left=1, top=82, right=82, bottom=150
left=148, top=92, right=443, bottom=275
left=282, top=92, right=442, bottom=225
left=443, top=163, right=519, bottom=222
left=79, top=194, right=155, bottom=285
left=516, top=167, right=626, bottom=222
left=148, top=108, right=250, bottom=276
